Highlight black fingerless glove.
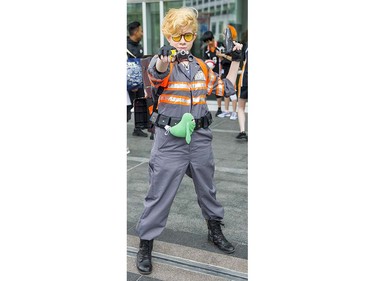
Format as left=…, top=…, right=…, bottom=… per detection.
left=158, top=45, right=177, bottom=59
left=231, top=49, right=242, bottom=62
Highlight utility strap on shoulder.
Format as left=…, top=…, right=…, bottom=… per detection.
left=126, top=49, right=136, bottom=58
left=151, top=62, right=174, bottom=113
left=195, top=58, right=209, bottom=87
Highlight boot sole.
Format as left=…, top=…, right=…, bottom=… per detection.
left=137, top=269, right=152, bottom=275
left=136, top=264, right=152, bottom=275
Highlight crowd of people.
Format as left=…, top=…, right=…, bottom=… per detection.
left=126, top=6, right=248, bottom=276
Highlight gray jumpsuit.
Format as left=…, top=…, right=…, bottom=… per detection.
left=135, top=56, right=236, bottom=240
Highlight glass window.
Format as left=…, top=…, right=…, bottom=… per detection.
left=145, top=2, right=160, bottom=55
left=215, top=5, right=221, bottom=15
left=126, top=0, right=247, bottom=55
left=127, top=3, right=142, bottom=31
left=229, top=3, right=235, bottom=14
left=218, top=21, right=223, bottom=35
left=165, top=1, right=184, bottom=13
left=212, top=22, right=216, bottom=34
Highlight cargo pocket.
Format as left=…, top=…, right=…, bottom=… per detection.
left=154, top=128, right=173, bottom=150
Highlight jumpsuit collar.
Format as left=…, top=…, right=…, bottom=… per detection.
left=175, top=57, right=201, bottom=81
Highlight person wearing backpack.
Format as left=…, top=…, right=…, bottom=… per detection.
left=134, top=7, right=243, bottom=275
left=127, top=21, right=148, bottom=138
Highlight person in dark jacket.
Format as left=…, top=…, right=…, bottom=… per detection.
left=127, top=21, right=148, bottom=137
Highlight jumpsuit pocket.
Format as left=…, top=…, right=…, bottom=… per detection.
left=154, top=127, right=173, bottom=150
left=154, top=127, right=187, bottom=151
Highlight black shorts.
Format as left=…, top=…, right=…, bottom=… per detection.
left=238, top=86, right=248, bottom=100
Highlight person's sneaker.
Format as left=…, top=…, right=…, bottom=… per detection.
left=236, top=131, right=248, bottom=140
left=215, top=108, right=223, bottom=117
left=150, top=133, right=154, bottom=140
left=132, top=129, right=148, bottom=137
left=218, top=111, right=231, bottom=118
left=230, top=112, right=238, bottom=120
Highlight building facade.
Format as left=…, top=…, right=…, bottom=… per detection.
left=127, top=0, right=248, bottom=57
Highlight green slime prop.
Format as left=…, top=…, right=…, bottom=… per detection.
left=169, top=113, right=196, bottom=144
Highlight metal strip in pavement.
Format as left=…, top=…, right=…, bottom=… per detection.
left=215, top=166, right=247, bottom=175
left=211, top=128, right=240, bottom=133
left=127, top=156, right=247, bottom=175
left=128, top=246, right=247, bottom=281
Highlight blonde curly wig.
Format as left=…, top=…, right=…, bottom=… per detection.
left=161, top=7, right=198, bottom=38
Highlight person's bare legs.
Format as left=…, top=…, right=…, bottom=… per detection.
left=224, top=97, right=230, bottom=113
left=217, top=97, right=222, bottom=109
left=215, top=97, right=223, bottom=116
left=237, top=98, right=246, bottom=132
left=230, top=98, right=238, bottom=120
left=232, top=99, right=237, bottom=113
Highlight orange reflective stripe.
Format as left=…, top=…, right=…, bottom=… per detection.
left=190, top=81, right=207, bottom=90
left=158, top=94, right=191, bottom=106
left=166, top=81, right=207, bottom=91
left=159, top=94, right=206, bottom=106
left=165, top=81, right=190, bottom=91
left=192, top=94, right=206, bottom=105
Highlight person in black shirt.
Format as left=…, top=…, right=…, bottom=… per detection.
left=127, top=21, right=148, bottom=138
left=201, top=31, right=226, bottom=117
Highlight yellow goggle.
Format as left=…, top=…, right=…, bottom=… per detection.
left=171, top=33, right=195, bottom=42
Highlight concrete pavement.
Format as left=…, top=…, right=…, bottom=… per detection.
left=127, top=104, right=248, bottom=280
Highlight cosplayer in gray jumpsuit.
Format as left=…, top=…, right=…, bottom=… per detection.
left=135, top=54, right=236, bottom=240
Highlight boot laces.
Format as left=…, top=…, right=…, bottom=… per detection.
left=139, top=241, right=152, bottom=257
left=210, top=220, right=225, bottom=236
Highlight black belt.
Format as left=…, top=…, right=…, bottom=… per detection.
left=150, top=112, right=213, bottom=130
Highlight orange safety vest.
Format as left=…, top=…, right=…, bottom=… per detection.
left=147, top=57, right=212, bottom=115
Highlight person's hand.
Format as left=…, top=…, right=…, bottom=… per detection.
left=231, top=41, right=243, bottom=62
left=216, top=51, right=224, bottom=57
left=216, top=51, right=232, bottom=61
left=158, top=45, right=177, bottom=63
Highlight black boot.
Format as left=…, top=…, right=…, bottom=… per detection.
left=136, top=239, right=153, bottom=275
left=207, top=220, right=235, bottom=254
left=132, top=128, right=148, bottom=137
